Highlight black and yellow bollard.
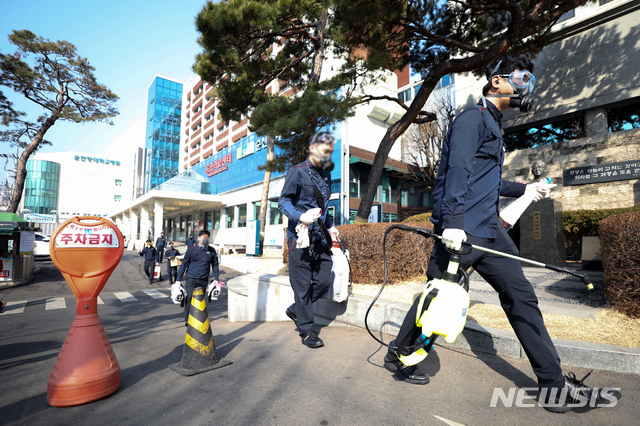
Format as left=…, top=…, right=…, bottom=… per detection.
left=169, top=287, right=232, bottom=376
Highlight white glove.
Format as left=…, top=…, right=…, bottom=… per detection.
left=206, top=280, right=224, bottom=302
left=329, top=226, right=339, bottom=242
left=171, top=282, right=185, bottom=305
left=442, top=228, right=467, bottom=251
left=299, top=208, right=321, bottom=225
left=526, top=179, right=556, bottom=203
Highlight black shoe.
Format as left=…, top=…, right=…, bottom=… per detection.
left=539, top=386, right=573, bottom=413
left=384, top=353, right=430, bottom=385
left=286, top=305, right=298, bottom=327
left=563, top=371, right=622, bottom=411
left=301, top=329, right=324, bottom=348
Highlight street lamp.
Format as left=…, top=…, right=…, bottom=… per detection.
left=19, top=208, right=32, bottom=219
left=51, top=210, right=59, bottom=224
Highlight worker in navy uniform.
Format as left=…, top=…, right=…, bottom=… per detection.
left=155, top=231, right=167, bottom=262
left=175, top=230, right=219, bottom=325
left=165, top=241, right=181, bottom=284
left=139, top=240, right=159, bottom=284
left=384, top=54, right=620, bottom=413
left=186, top=233, right=195, bottom=247
left=278, top=131, right=340, bottom=349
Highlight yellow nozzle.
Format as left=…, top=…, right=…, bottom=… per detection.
left=587, top=283, right=594, bottom=290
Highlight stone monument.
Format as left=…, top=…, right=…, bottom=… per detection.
left=519, top=160, right=567, bottom=264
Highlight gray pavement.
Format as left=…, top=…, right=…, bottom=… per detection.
left=0, top=252, right=639, bottom=426
left=468, top=266, right=606, bottom=318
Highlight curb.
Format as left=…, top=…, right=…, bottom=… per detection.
left=228, top=273, right=640, bottom=374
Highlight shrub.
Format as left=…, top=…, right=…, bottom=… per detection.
left=599, top=211, right=640, bottom=318
left=403, top=212, right=432, bottom=223
left=563, top=204, right=640, bottom=260
left=563, top=204, right=640, bottom=236
left=336, top=222, right=435, bottom=284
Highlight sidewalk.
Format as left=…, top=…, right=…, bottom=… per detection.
left=469, top=266, right=605, bottom=318
left=229, top=266, right=640, bottom=375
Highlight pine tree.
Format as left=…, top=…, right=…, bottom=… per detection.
left=0, top=30, right=118, bottom=213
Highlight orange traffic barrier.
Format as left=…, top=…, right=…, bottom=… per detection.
left=47, top=216, right=124, bottom=407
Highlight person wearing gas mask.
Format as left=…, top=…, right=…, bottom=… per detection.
left=278, top=131, right=339, bottom=349
left=173, top=230, right=221, bottom=325
left=139, top=240, right=159, bottom=284
left=384, top=55, right=620, bottom=412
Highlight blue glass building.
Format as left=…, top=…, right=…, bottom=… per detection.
left=144, top=76, right=183, bottom=193
left=24, top=159, right=60, bottom=214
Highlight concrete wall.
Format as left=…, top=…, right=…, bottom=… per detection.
left=502, top=127, right=640, bottom=211
left=455, top=1, right=640, bottom=135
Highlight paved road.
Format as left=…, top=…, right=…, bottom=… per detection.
left=1, top=251, right=638, bottom=426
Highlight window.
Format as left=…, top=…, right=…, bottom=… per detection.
left=115, top=179, right=122, bottom=186
left=238, top=205, right=247, bottom=227
left=599, top=0, right=614, bottom=6
left=253, top=201, right=262, bottom=221
left=213, top=209, right=221, bottom=229
left=226, top=207, right=235, bottom=228
left=349, top=165, right=359, bottom=199
left=503, top=116, right=585, bottom=151
left=114, top=195, right=122, bottom=202
left=422, top=192, right=434, bottom=208
left=204, top=211, right=212, bottom=231
left=398, top=89, right=412, bottom=104
left=269, top=201, right=282, bottom=225
left=607, top=101, right=640, bottom=133
left=558, top=9, right=575, bottom=23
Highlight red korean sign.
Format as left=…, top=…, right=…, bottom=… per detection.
left=55, top=223, right=119, bottom=248
left=205, top=153, right=232, bottom=177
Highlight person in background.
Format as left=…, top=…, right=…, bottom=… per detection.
left=186, top=233, right=195, bottom=247
left=155, top=231, right=167, bottom=262
left=165, top=241, right=181, bottom=285
left=278, top=131, right=340, bottom=349
left=139, top=240, right=159, bottom=284
left=175, top=230, right=219, bottom=325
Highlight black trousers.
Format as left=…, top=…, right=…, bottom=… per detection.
left=167, top=264, right=178, bottom=284
left=143, top=260, right=155, bottom=282
left=390, top=222, right=564, bottom=389
left=157, top=247, right=165, bottom=263
left=184, top=277, right=208, bottom=323
left=288, top=238, right=333, bottom=335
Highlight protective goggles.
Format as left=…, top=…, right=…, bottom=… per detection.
left=310, top=132, right=336, bottom=145
left=495, top=70, right=536, bottom=93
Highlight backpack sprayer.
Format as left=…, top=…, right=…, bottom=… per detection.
left=364, top=223, right=594, bottom=366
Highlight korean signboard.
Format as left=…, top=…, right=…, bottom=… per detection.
left=55, top=223, right=120, bottom=248
left=563, top=160, right=640, bottom=186
left=205, top=153, right=233, bottom=177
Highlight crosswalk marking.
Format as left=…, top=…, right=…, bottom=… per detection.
left=0, top=300, right=28, bottom=315
left=1, top=289, right=173, bottom=315
left=143, top=289, right=168, bottom=299
left=45, top=297, right=66, bottom=310
left=113, top=292, right=138, bottom=302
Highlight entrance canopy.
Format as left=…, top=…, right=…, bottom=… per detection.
left=108, top=190, right=225, bottom=241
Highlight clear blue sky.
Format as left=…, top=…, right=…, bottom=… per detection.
left=0, top=0, right=208, bottom=179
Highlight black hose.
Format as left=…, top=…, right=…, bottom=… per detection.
left=364, top=225, right=437, bottom=350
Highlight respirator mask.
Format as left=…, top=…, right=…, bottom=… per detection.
left=309, top=132, right=335, bottom=171
left=485, top=61, right=536, bottom=113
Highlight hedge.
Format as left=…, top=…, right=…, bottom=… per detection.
left=403, top=212, right=432, bottom=223
left=563, top=204, right=640, bottom=260
left=336, top=221, right=435, bottom=284
left=599, top=211, right=640, bottom=318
